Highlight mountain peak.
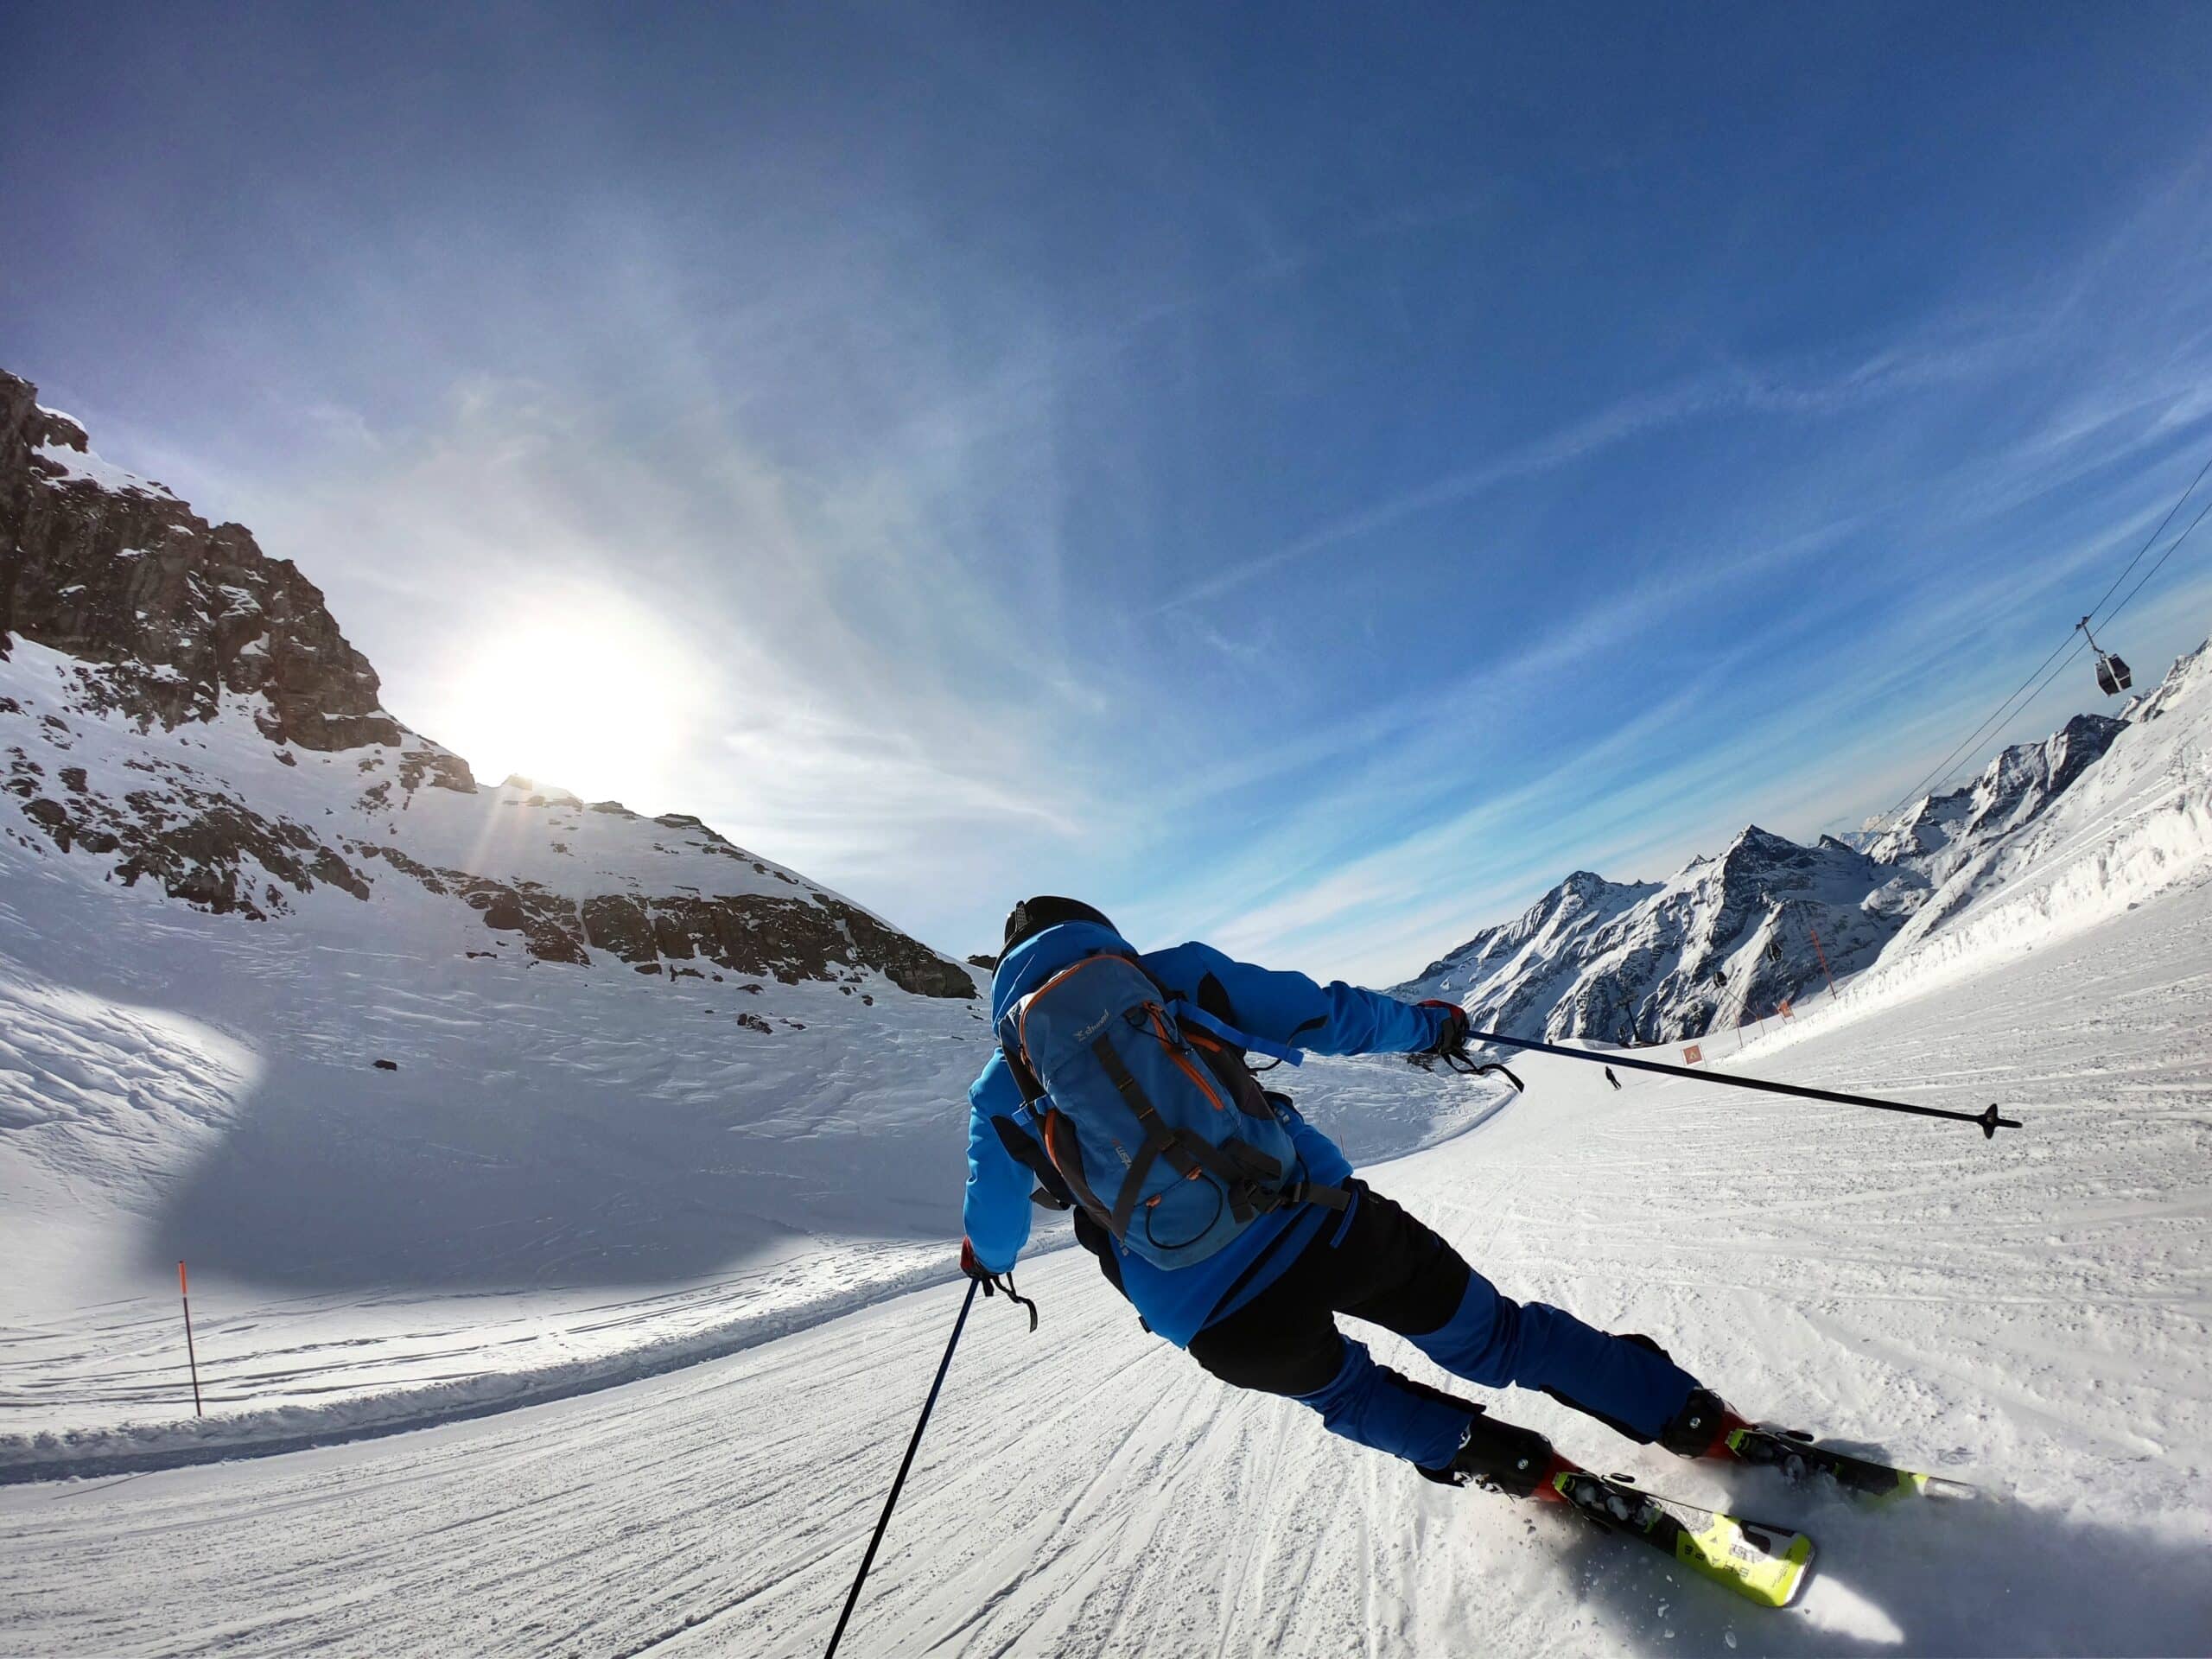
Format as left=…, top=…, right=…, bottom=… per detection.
left=3, top=368, right=400, bottom=751
left=1730, top=823, right=1795, bottom=852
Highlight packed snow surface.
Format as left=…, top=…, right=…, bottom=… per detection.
left=0, top=632, right=1483, bottom=1472
left=4, top=861, right=2209, bottom=1655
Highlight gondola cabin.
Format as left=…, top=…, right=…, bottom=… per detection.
left=2077, top=617, right=2133, bottom=697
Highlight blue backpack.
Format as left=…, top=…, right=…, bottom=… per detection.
left=998, top=949, right=1347, bottom=1269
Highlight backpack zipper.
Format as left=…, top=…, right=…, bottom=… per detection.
left=1014, top=952, right=1144, bottom=1071
left=1147, top=1007, right=1229, bottom=1115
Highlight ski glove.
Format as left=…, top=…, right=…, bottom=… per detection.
left=1416, top=999, right=1471, bottom=1057
left=960, top=1236, right=1039, bottom=1332
left=1414, top=1000, right=1526, bottom=1093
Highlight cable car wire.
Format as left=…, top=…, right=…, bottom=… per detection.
left=1879, top=632, right=2078, bottom=824
left=1875, top=442, right=2212, bottom=827
left=2080, top=447, right=2212, bottom=623
left=1916, top=486, right=2212, bottom=801
left=2104, top=487, right=2212, bottom=629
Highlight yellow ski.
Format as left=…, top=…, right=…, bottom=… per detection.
left=1548, top=1465, right=1816, bottom=1610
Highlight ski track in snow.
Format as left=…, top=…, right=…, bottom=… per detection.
left=3, top=878, right=2208, bottom=1656
left=0, top=791, right=1482, bottom=1477
left=0, top=618, right=1487, bottom=1475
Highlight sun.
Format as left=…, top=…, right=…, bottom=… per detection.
left=426, top=595, right=709, bottom=810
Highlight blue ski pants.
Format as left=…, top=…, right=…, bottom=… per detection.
left=1185, top=1182, right=1700, bottom=1470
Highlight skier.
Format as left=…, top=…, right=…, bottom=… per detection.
left=1605, top=1066, right=1621, bottom=1090
left=958, top=897, right=1748, bottom=1498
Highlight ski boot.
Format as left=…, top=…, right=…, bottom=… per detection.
left=1661, top=1382, right=1974, bottom=1501
left=1659, top=1386, right=1752, bottom=1461
left=1415, top=1407, right=1563, bottom=1497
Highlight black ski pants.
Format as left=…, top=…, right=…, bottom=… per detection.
left=1185, top=1181, right=1700, bottom=1468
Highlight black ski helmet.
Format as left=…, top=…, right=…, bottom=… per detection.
left=1002, top=895, right=1116, bottom=952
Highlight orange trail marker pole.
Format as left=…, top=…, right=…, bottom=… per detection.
left=1808, top=923, right=1838, bottom=1000
left=179, top=1261, right=203, bottom=1418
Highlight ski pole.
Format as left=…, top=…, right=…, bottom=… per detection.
left=1454, top=1029, right=2022, bottom=1139
left=179, top=1260, right=204, bottom=1417
left=823, top=1277, right=979, bottom=1659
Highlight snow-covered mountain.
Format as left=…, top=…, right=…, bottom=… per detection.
left=1, top=369, right=975, bottom=996
left=0, top=364, right=1006, bottom=1464
left=1852, top=711, right=2126, bottom=881
left=1860, top=633, right=2212, bottom=999
left=1401, top=828, right=1907, bottom=1044
left=1395, top=868, right=1656, bottom=1036
left=1398, top=690, right=2148, bottom=1044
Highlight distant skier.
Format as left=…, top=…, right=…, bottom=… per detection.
left=1605, top=1066, right=1621, bottom=1090
left=958, top=897, right=1749, bottom=1498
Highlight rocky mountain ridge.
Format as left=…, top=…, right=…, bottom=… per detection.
left=0, top=368, right=974, bottom=998
left=1850, top=712, right=2127, bottom=880
left=2, top=380, right=401, bottom=750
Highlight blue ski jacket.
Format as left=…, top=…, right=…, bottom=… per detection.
left=963, top=921, right=1452, bottom=1347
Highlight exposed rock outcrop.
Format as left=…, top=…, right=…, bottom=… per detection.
left=5, top=730, right=369, bottom=918
left=3, top=371, right=407, bottom=752
left=577, top=889, right=976, bottom=995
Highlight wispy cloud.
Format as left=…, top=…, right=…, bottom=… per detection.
left=1154, top=328, right=2038, bottom=618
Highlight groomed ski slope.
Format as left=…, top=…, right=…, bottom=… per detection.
left=5, top=872, right=2207, bottom=1657
left=0, top=621, right=1487, bottom=1474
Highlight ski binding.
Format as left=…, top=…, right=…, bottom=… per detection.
left=1726, top=1426, right=1976, bottom=1503
left=1546, top=1464, right=1815, bottom=1609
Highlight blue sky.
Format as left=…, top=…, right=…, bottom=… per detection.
left=8, top=3, right=2212, bottom=980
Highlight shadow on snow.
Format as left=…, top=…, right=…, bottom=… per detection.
left=1544, top=1476, right=2209, bottom=1658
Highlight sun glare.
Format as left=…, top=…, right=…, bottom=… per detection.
left=428, top=600, right=708, bottom=810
